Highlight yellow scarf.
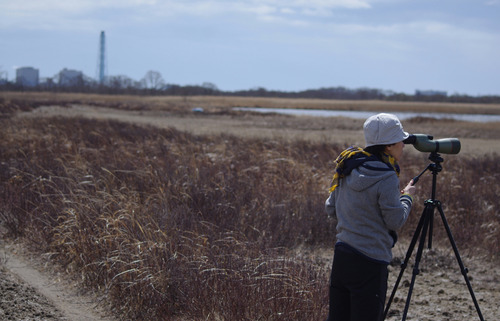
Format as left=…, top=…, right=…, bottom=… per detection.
left=329, top=146, right=400, bottom=193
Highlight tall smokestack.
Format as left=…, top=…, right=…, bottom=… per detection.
left=98, top=31, right=106, bottom=84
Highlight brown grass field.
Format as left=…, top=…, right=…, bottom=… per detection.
left=5, top=91, right=500, bottom=156
left=1, top=92, right=500, bottom=320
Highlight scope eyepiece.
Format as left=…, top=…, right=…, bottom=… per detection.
left=403, top=134, right=460, bottom=154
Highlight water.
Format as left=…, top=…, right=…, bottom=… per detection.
left=233, top=107, right=500, bottom=123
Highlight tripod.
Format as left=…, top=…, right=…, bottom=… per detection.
left=383, top=152, right=484, bottom=321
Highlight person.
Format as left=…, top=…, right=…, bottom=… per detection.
left=325, top=113, right=416, bottom=321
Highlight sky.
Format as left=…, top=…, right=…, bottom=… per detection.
left=1, top=0, right=499, bottom=96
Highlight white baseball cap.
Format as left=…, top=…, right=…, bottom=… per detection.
left=363, top=113, right=409, bottom=147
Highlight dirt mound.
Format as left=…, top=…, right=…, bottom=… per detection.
left=1, top=243, right=115, bottom=321
left=0, top=266, right=64, bottom=320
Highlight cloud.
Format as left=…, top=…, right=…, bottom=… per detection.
left=281, top=0, right=371, bottom=9
left=1, top=1, right=153, bottom=30
left=0, top=0, right=372, bottom=31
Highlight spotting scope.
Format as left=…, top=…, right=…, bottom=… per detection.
left=403, top=134, right=461, bottom=154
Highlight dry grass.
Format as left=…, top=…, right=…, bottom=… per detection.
left=7, top=89, right=500, bottom=157
left=1, top=94, right=500, bottom=319
left=3, top=91, right=500, bottom=115
left=1, top=116, right=334, bottom=319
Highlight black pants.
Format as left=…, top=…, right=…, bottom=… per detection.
left=326, top=246, right=388, bottom=321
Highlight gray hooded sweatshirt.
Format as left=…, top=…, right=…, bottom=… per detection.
left=325, top=159, right=412, bottom=263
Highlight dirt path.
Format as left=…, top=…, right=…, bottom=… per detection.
left=1, top=242, right=115, bottom=321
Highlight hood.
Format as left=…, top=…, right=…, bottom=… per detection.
left=344, top=159, right=396, bottom=192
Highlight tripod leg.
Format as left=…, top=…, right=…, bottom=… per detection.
left=428, top=211, right=433, bottom=249
left=436, top=203, right=485, bottom=321
left=400, top=205, right=433, bottom=321
left=383, top=204, right=428, bottom=320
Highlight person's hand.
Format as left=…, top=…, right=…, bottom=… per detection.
left=402, top=179, right=415, bottom=195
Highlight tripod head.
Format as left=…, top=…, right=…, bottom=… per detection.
left=412, top=152, right=443, bottom=185
left=428, top=152, right=443, bottom=166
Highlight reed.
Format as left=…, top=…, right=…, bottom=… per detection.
left=1, top=108, right=499, bottom=319
left=0, top=116, right=333, bottom=319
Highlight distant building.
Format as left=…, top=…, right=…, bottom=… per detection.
left=16, top=67, right=39, bottom=87
left=59, top=68, right=84, bottom=87
left=39, top=77, right=56, bottom=89
left=0, top=68, right=7, bottom=83
left=415, top=89, right=447, bottom=97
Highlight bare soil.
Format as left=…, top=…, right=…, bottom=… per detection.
left=3, top=102, right=500, bottom=320
left=1, top=241, right=115, bottom=321
left=385, top=243, right=500, bottom=320
left=0, top=263, right=64, bottom=320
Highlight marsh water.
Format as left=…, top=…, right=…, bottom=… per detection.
left=233, top=107, right=500, bottom=122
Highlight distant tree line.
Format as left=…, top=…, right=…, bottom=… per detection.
left=1, top=68, right=499, bottom=104
left=228, top=86, right=500, bottom=104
